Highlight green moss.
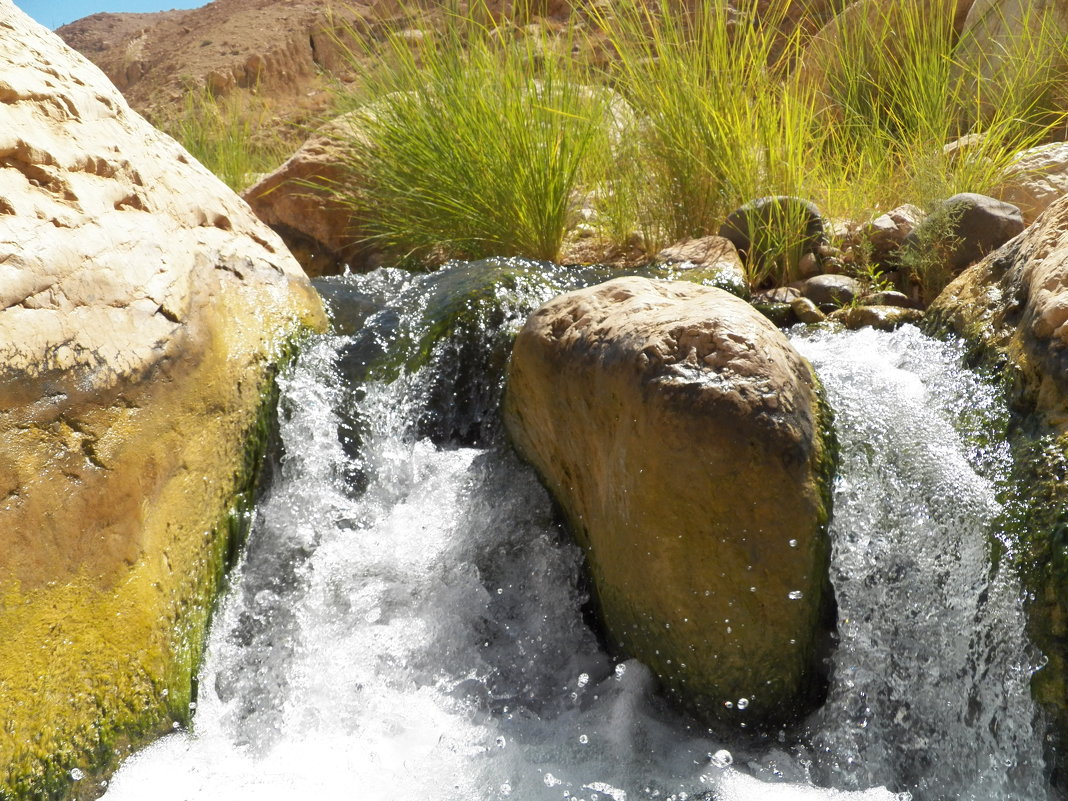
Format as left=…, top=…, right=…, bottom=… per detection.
left=0, top=334, right=302, bottom=801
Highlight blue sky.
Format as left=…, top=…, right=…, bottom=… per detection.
left=14, top=1, right=204, bottom=30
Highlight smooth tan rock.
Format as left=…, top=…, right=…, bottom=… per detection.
left=656, top=234, right=741, bottom=269
left=504, top=277, right=835, bottom=729
left=997, top=141, right=1068, bottom=225
left=792, top=296, right=827, bottom=323
left=242, top=111, right=366, bottom=276
left=0, top=3, right=325, bottom=796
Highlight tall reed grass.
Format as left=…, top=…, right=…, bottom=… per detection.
left=327, top=8, right=611, bottom=263
left=313, top=0, right=1068, bottom=285
left=159, top=87, right=296, bottom=192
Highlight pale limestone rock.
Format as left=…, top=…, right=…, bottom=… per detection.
left=928, top=193, right=1068, bottom=430
left=656, top=234, right=742, bottom=270
left=863, top=203, right=924, bottom=260
left=0, top=3, right=325, bottom=796
left=504, top=276, right=835, bottom=729
left=998, top=142, right=1068, bottom=224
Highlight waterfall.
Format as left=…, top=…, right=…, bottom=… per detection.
left=99, top=262, right=1048, bottom=801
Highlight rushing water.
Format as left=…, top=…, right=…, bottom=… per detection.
left=101, top=262, right=1049, bottom=801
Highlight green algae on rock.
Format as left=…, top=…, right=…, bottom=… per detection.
left=0, top=4, right=326, bottom=798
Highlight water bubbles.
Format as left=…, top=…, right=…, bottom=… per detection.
left=160, top=688, right=168, bottom=698
left=579, top=733, right=589, bottom=744
left=69, top=768, right=84, bottom=781
left=724, top=700, right=734, bottom=709
left=577, top=672, right=590, bottom=688
left=614, top=663, right=627, bottom=680
left=709, top=749, right=733, bottom=768
left=500, top=782, right=513, bottom=795
left=788, top=539, right=798, bottom=548
left=544, top=772, right=563, bottom=787
left=737, top=697, right=749, bottom=710
left=495, top=736, right=507, bottom=748
left=787, top=590, right=804, bottom=600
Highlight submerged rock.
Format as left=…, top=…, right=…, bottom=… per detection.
left=828, top=305, right=924, bottom=331
left=0, top=5, right=325, bottom=798
left=504, top=276, right=836, bottom=730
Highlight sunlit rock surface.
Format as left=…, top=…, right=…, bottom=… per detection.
left=504, top=276, right=836, bottom=729
left=0, top=2, right=325, bottom=796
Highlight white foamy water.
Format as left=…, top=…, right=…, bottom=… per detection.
left=99, top=267, right=1047, bottom=801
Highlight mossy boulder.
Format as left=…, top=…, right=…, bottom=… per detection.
left=925, top=193, right=1068, bottom=780
left=504, top=276, right=836, bottom=730
left=0, top=6, right=326, bottom=798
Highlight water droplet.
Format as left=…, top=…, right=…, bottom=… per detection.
left=496, top=588, right=504, bottom=595
left=495, top=736, right=507, bottom=748
left=709, top=749, right=733, bottom=768
left=579, top=733, right=589, bottom=744
left=724, top=700, right=734, bottom=708
left=737, top=698, right=749, bottom=709
left=70, top=768, right=84, bottom=781
left=787, top=590, right=804, bottom=600
left=788, top=539, right=798, bottom=548
left=577, top=672, right=589, bottom=688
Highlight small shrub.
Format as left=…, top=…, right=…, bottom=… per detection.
left=327, top=6, right=614, bottom=264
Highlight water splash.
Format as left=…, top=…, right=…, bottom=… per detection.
left=101, top=263, right=1042, bottom=801
left=792, top=325, right=1048, bottom=801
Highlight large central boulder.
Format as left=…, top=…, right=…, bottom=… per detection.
left=0, top=3, right=325, bottom=797
left=504, top=277, right=836, bottom=728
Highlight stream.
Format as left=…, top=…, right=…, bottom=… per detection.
left=101, top=260, right=1051, bottom=801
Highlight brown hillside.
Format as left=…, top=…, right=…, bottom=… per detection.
left=56, top=0, right=386, bottom=130
left=56, top=0, right=848, bottom=136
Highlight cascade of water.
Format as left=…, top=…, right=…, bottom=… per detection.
left=98, top=263, right=1047, bottom=801
left=792, top=327, right=1048, bottom=801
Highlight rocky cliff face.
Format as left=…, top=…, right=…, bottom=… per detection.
left=0, top=1, right=325, bottom=796
left=56, top=0, right=371, bottom=127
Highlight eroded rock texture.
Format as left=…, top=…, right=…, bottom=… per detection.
left=0, top=3, right=325, bottom=796
left=505, top=276, right=836, bottom=729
